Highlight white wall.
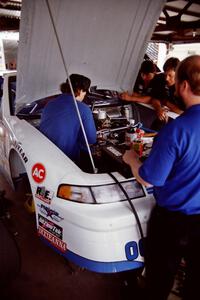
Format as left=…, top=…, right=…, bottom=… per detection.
left=0, top=32, right=19, bottom=71
left=157, top=43, right=167, bottom=71
left=167, top=43, right=200, bottom=61
left=155, top=43, right=200, bottom=71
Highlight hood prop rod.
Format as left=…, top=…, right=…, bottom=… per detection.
left=45, top=0, right=97, bottom=174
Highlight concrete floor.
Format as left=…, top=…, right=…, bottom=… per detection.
left=0, top=174, right=181, bottom=300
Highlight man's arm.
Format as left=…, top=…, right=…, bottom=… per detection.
left=123, top=149, right=151, bottom=187
left=120, top=91, right=151, bottom=104
left=166, top=101, right=184, bottom=115
left=81, top=106, right=97, bottom=144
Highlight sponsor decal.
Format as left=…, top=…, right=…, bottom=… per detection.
left=38, top=214, right=63, bottom=239
left=38, top=226, right=67, bottom=252
left=13, top=141, right=28, bottom=163
left=35, top=186, right=53, bottom=204
left=37, top=203, right=64, bottom=222
left=32, top=163, right=46, bottom=183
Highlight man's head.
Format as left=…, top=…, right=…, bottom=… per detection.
left=60, top=74, right=91, bottom=101
left=140, top=60, right=156, bottom=83
left=163, top=57, right=180, bottom=87
left=176, top=55, right=200, bottom=107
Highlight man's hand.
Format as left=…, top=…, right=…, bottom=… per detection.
left=157, top=107, right=169, bottom=122
left=120, top=91, right=132, bottom=101
left=123, top=149, right=151, bottom=187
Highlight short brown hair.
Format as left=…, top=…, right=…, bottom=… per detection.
left=163, top=57, right=180, bottom=72
left=60, top=74, right=91, bottom=95
left=140, top=60, right=156, bottom=74
left=176, top=55, right=200, bottom=96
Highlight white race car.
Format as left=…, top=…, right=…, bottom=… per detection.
left=0, top=72, right=156, bottom=273
left=0, top=0, right=167, bottom=273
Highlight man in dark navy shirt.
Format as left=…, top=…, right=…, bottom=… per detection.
left=123, top=55, right=200, bottom=300
left=150, top=57, right=185, bottom=130
left=120, top=60, right=157, bottom=104
left=40, top=74, right=96, bottom=164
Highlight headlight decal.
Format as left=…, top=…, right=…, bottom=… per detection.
left=57, top=184, right=95, bottom=203
left=57, top=179, right=145, bottom=204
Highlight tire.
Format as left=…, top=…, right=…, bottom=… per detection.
left=0, top=220, right=21, bottom=284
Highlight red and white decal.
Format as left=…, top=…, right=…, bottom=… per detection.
left=38, top=226, right=67, bottom=252
left=32, top=163, right=46, bottom=183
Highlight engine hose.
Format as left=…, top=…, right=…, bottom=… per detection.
left=108, top=172, right=144, bottom=240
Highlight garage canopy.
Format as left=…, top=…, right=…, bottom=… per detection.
left=16, top=0, right=165, bottom=104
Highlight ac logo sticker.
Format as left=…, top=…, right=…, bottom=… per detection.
left=32, top=163, right=46, bottom=183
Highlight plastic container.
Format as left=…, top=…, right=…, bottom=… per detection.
left=125, top=119, right=137, bottom=146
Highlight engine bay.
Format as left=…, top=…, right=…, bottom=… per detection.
left=17, top=87, right=156, bottom=178
left=84, top=88, right=156, bottom=177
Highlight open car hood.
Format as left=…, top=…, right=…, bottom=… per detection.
left=16, top=0, right=165, bottom=106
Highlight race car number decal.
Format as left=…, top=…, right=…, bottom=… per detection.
left=32, top=163, right=46, bottom=183
left=125, top=239, right=145, bottom=260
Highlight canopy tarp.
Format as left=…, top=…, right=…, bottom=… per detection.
left=16, top=0, right=165, bottom=104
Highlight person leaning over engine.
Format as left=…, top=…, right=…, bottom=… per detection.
left=40, top=74, right=96, bottom=165
left=150, top=57, right=185, bottom=130
left=120, top=60, right=157, bottom=104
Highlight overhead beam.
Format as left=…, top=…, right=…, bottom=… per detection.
left=164, top=4, right=200, bottom=18
left=0, top=16, right=19, bottom=30
left=0, top=4, right=21, bottom=10
left=167, top=0, right=200, bottom=5
left=154, top=19, right=200, bottom=31
left=151, top=33, right=200, bottom=43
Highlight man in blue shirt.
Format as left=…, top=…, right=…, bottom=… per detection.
left=123, top=55, right=200, bottom=300
left=40, top=74, right=96, bottom=164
